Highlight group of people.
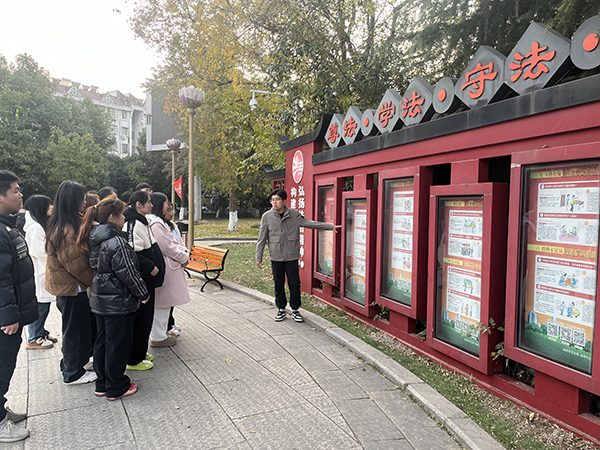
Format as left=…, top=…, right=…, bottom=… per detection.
left=0, top=172, right=190, bottom=442
left=0, top=172, right=336, bottom=443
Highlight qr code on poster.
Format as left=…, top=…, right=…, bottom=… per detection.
left=547, top=321, right=559, bottom=338
left=573, top=329, right=586, bottom=347
left=560, top=326, right=573, bottom=343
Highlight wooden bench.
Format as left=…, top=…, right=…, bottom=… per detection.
left=186, top=244, right=229, bottom=291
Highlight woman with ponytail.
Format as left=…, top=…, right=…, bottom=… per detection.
left=79, top=198, right=149, bottom=400
left=46, top=181, right=96, bottom=385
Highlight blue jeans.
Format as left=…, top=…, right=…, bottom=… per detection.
left=27, top=302, right=51, bottom=343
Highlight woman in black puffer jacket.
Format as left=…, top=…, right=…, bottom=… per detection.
left=78, top=198, right=149, bottom=401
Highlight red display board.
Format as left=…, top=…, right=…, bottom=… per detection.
left=376, top=166, right=431, bottom=319
left=314, top=178, right=342, bottom=285
left=505, top=144, right=600, bottom=404
left=428, top=183, right=508, bottom=373
left=342, top=190, right=377, bottom=316
left=517, top=161, right=599, bottom=373
left=382, top=179, right=416, bottom=304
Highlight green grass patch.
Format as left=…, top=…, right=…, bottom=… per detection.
left=220, top=243, right=274, bottom=294
left=194, top=217, right=261, bottom=239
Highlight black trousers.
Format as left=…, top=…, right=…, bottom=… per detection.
left=271, top=260, right=301, bottom=310
left=0, top=326, right=22, bottom=422
left=94, top=313, right=135, bottom=398
left=57, top=292, right=95, bottom=383
left=128, top=286, right=155, bottom=365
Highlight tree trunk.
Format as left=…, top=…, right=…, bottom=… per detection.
left=228, top=189, right=239, bottom=231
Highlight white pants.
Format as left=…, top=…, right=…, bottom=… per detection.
left=150, top=307, right=171, bottom=341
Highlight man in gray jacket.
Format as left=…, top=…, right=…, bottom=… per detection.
left=256, top=189, right=339, bottom=322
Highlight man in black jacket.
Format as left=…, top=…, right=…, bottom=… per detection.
left=0, top=171, right=38, bottom=442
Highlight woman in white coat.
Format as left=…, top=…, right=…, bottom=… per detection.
left=148, top=193, right=190, bottom=347
left=23, top=195, right=57, bottom=350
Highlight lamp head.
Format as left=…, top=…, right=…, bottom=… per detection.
left=249, top=95, right=257, bottom=111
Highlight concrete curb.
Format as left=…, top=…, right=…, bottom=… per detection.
left=219, top=279, right=504, bottom=450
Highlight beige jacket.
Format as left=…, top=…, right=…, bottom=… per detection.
left=45, top=227, right=94, bottom=297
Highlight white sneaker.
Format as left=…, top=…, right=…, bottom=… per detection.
left=168, top=328, right=180, bottom=337
left=171, top=325, right=181, bottom=332
left=0, top=416, right=29, bottom=443
left=64, top=371, right=97, bottom=385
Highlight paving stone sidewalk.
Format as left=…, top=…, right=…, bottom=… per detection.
left=4, top=275, right=502, bottom=449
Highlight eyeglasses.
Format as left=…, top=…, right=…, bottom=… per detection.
left=270, top=198, right=282, bottom=203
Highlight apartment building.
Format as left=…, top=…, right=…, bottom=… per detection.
left=53, top=78, right=145, bottom=157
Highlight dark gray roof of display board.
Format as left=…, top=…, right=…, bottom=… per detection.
left=280, top=73, right=600, bottom=164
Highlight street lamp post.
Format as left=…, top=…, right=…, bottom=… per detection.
left=179, top=85, right=205, bottom=249
left=166, top=138, right=181, bottom=206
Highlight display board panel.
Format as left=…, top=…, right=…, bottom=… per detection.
left=381, top=177, right=415, bottom=305
left=316, top=185, right=336, bottom=278
left=518, top=161, right=599, bottom=373
left=344, top=199, right=368, bottom=305
left=435, top=196, right=484, bottom=356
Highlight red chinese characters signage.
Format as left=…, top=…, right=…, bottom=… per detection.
left=327, top=123, right=340, bottom=143
left=509, top=41, right=556, bottom=82
left=461, top=62, right=498, bottom=99
left=343, top=117, right=357, bottom=137
left=401, top=91, right=425, bottom=118
left=378, top=101, right=396, bottom=127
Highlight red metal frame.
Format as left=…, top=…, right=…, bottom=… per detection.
left=505, top=141, right=600, bottom=395
left=341, top=189, right=378, bottom=317
left=313, top=177, right=343, bottom=285
left=375, top=166, right=432, bottom=319
left=427, top=183, right=508, bottom=374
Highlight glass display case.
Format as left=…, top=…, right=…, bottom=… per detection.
left=314, top=179, right=342, bottom=284
left=434, top=196, right=485, bottom=356
left=376, top=166, right=431, bottom=321
left=516, top=161, right=599, bottom=373
left=428, top=183, right=508, bottom=374
left=342, top=190, right=377, bottom=316
left=380, top=177, right=416, bottom=306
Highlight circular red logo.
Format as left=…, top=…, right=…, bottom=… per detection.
left=583, top=33, right=599, bottom=52
left=292, top=150, right=304, bottom=184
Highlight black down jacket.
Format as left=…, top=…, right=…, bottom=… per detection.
left=88, top=223, right=148, bottom=316
left=0, top=214, right=38, bottom=327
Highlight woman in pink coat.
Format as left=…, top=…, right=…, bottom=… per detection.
left=148, top=193, right=190, bottom=347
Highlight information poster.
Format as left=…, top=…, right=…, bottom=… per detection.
left=317, top=185, right=335, bottom=277
left=519, top=162, right=599, bottom=373
left=436, top=197, right=484, bottom=356
left=381, top=178, right=415, bottom=305
left=345, top=199, right=368, bottom=305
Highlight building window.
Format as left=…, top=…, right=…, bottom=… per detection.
left=122, top=144, right=129, bottom=154
left=122, top=110, right=129, bottom=120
